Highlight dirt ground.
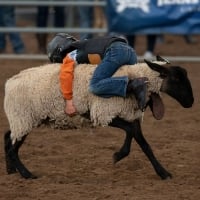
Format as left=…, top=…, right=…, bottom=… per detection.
left=0, top=34, right=200, bottom=200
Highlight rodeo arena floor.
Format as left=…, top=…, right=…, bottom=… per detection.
left=0, top=13, right=200, bottom=200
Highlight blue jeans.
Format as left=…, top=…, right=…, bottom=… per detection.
left=78, top=3, right=94, bottom=39
left=89, top=42, right=137, bottom=98
left=0, top=6, right=25, bottom=53
left=37, top=6, right=65, bottom=27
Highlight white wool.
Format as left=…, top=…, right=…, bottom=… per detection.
left=4, top=62, right=163, bottom=143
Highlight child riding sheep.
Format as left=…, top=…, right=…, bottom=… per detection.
left=47, top=33, right=148, bottom=116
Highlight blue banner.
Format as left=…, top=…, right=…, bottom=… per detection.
left=106, top=0, right=200, bottom=34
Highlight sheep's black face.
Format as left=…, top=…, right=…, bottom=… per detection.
left=161, top=66, right=194, bottom=108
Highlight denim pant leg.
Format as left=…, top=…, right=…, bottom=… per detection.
left=0, top=33, right=6, bottom=50
left=54, top=7, right=65, bottom=27
left=0, top=7, right=6, bottom=50
left=89, top=42, right=137, bottom=98
left=37, top=6, right=49, bottom=27
left=78, top=5, right=94, bottom=39
left=2, top=6, right=25, bottom=53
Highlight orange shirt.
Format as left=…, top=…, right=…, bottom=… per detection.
left=59, top=53, right=101, bottom=100
left=59, top=55, right=75, bottom=100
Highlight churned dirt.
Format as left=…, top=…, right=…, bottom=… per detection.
left=0, top=34, right=200, bottom=200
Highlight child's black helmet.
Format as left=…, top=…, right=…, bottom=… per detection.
left=47, top=33, right=77, bottom=63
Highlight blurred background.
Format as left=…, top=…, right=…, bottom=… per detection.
left=0, top=0, right=199, bottom=62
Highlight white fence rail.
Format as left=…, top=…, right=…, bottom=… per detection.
left=1, top=54, right=200, bottom=63
left=0, top=1, right=106, bottom=6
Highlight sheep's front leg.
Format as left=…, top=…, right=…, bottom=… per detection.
left=109, top=117, right=134, bottom=163
left=133, top=120, right=172, bottom=180
left=4, top=131, right=37, bottom=179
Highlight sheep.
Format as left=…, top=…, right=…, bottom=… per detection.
left=4, top=57, right=194, bottom=180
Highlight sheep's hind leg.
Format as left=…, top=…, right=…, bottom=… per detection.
left=4, top=131, right=37, bottom=179
left=4, top=131, right=17, bottom=174
left=109, top=117, right=134, bottom=163
left=133, top=120, right=172, bottom=180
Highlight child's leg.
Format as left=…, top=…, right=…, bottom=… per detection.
left=89, top=42, right=136, bottom=98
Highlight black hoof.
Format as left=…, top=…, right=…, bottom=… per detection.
left=21, top=172, right=37, bottom=179
left=113, top=151, right=129, bottom=164
left=113, top=152, right=122, bottom=164
left=27, top=174, right=37, bottom=179
left=159, top=170, right=172, bottom=180
left=7, top=168, right=17, bottom=174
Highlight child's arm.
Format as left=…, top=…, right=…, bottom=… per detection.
left=59, top=55, right=77, bottom=115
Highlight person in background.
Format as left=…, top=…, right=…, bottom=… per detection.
left=47, top=33, right=148, bottom=116
left=126, top=34, right=157, bottom=59
left=78, top=1, right=94, bottom=39
left=36, top=6, right=65, bottom=53
left=156, top=34, right=198, bottom=44
left=184, top=34, right=197, bottom=44
left=0, top=6, right=25, bottom=54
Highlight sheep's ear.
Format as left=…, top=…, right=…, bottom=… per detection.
left=144, top=59, right=169, bottom=78
left=156, top=55, right=170, bottom=64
